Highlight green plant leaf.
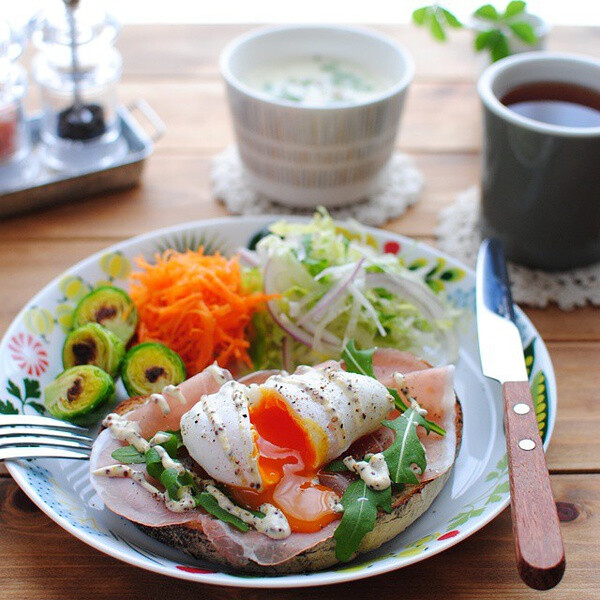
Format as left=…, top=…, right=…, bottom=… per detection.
left=475, top=29, right=500, bottom=51
left=412, top=6, right=429, bottom=25
left=6, top=380, right=21, bottom=401
left=383, top=409, right=429, bottom=484
left=429, top=12, right=447, bottom=41
left=334, top=479, right=392, bottom=562
left=485, top=470, right=499, bottom=481
left=504, top=0, right=526, bottom=18
left=23, top=378, right=41, bottom=400
left=111, top=445, right=146, bottom=464
left=441, top=7, right=463, bottom=28
left=342, top=340, right=375, bottom=378
left=490, top=32, right=510, bottom=61
left=0, top=399, right=18, bottom=415
left=323, top=458, right=349, bottom=473
left=144, top=447, right=163, bottom=479
left=508, top=21, right=537, bottom=44
left=26, top=401, right=46, bottom=415
left=474, top=4, right=499, bottom=20
left=195, top=492, right=251, bottom=533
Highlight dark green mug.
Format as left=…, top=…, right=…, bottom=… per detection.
left=477, top=52, right=600, bottom=271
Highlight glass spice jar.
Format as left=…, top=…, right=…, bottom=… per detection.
left=32, top=0, right=127, bottom=173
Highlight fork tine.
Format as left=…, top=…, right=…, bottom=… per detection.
left=0, top=446, right=91, bottom=461
left=0, top=426, right=93, bottom=442
left=0, top=435, right=92, bottom=450
left=0, top=414, right=88, bottom=431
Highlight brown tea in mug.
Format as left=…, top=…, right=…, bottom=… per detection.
left=501, top=81, right=600, bottom=128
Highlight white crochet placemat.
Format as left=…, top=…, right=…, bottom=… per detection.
left=436, top=186, right=600, bottom=309
left=211, top=146, right=423, bottom=226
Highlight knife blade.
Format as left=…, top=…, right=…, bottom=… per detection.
left=476, top=238, right=565, bottom=591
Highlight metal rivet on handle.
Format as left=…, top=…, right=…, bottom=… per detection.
left=513, top=403, right=530, bottom=415
left=519, top=439, right=536, bottom=451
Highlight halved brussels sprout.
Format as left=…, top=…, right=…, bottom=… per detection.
left=73, top=286, right=138, bottom=344
left=44, top=365, right=115, bottom=423
left=121, top=342, right=186, bottom=397
left=62, top=323, right=125, bottom=378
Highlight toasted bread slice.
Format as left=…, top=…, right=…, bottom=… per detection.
left=112, top=394, right=463, bottom=574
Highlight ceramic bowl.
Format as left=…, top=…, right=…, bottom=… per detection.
left=220, top=25, right=414, bottom=208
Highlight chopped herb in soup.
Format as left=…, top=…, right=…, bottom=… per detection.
left=244, top=56, right=390, bottom=106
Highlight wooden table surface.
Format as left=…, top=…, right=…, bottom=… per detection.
left=2, top=23, right=600, bottom=600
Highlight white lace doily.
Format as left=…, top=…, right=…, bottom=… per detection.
left=436, top=186, right=600, bottom=310
left=211, top=146, right=423, bottom=226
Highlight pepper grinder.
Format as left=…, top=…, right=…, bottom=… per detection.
left=33, top=0, right=127, bottom=172
left=0, top=20, right=37, bottom=189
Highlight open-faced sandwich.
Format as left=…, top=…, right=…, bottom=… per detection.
left=90, top=343, right=462, bottom=574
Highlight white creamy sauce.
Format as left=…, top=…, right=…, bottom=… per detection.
left=243, top=55, right=390, bottom=107
left=205, top=484, right=291, bottom=539
left=149, top=384, right=187, bottom=415
left=343, top=453, right=391, bottom=491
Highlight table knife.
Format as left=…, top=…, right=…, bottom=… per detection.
left=476, top=238, right=565, bottom=590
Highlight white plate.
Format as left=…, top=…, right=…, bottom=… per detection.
left=1, top=216, right=556, bottom=588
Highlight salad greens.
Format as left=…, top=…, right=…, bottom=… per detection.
left=249, top=209, right=459, bottom=371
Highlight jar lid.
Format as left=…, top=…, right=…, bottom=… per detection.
left=33, top=0, right=119, bottom=51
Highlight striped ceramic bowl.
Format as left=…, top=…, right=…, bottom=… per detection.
left=220, top=25, right=414, bottom=208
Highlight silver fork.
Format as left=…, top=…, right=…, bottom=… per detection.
left=0, top=414, right=93, bottom=461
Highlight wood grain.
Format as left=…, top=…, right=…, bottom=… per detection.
left=2, top=22, right=600, bottom=599
left=0, top=474, right=597, bottom=599
left=502, top=381, right=565, bottom=589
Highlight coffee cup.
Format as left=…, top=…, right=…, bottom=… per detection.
left=477, top=52, right=600, bottom=271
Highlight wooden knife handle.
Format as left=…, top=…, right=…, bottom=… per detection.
left=503, top=380, right=566, bottom=590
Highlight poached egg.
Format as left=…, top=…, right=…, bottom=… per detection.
left=180, top=364, right=394, bottom=532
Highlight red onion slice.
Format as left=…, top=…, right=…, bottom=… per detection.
left=296, top=258, right=365, bottom=327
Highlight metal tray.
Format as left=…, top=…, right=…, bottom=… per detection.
left=0, top=100, right=165, bottom=218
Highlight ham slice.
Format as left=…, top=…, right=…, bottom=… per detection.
left=90, top=349, right=458, bottom=567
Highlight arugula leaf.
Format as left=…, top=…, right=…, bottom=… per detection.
left=144, top=447, right=163, bottom=479
left=195, top=492, right=250, bottom=533
left=323, top=458, right=348, bottom=473
left=166, top=429, right=185, bottom=449
left=334, top=480, right=391, bottom=562
left=342, top=340, right=376, bottom=378
left=154, top=431, right=179, bottom=458
left=160, top=468, right=190, bottom=499
left=111, top=445, right=145, bottom=464
left=382, top=409, right=430, bottom=485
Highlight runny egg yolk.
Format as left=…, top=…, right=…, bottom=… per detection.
left=228, top=389, right=340, bottom=533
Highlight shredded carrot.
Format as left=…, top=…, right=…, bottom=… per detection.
left=129, top=248, right=275, bottom=376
